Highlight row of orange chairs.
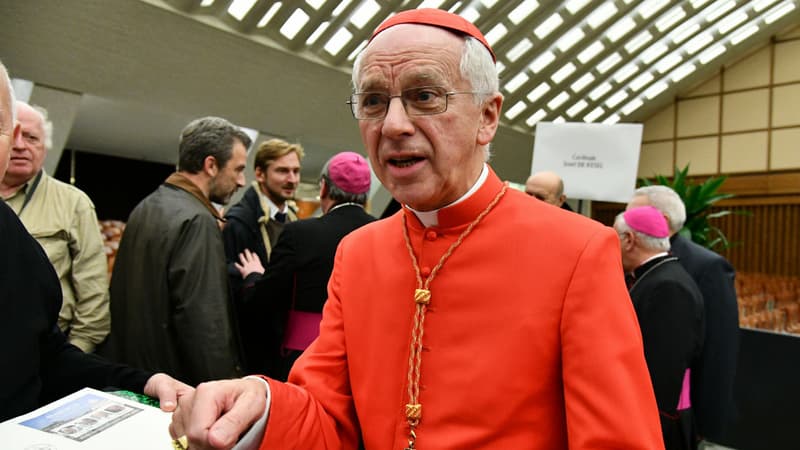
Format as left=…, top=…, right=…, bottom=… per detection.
left=737, top=272, right=800, bottom=334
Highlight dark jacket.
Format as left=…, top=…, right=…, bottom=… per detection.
left=108, top=176, right=242, bottom=386
left=223, top=185, right=296, bottom=300
left=630, top=255, right=704, bottom=450
left=670, top=234, right=739, bottom=442
left=1, top=201, right=150, bottom=421
left=242, top=203, right=375, bottom=376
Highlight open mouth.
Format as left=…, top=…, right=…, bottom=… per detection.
left=389, top=156, right=424, bottom=168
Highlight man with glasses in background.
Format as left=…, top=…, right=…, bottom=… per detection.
left=169, top=9, right=662, bottom=450
left=0, top=101, right=110, bottom=354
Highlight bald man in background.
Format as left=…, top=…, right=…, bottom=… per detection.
left=525, top=171, right=573, bottom=211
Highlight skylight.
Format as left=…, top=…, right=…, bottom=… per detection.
left=509, top=0, right=539, bottom=25
left=588, top=3, right=618, bottom=28
left=552, top=63, right=577, bottom=83
left=584, top=107, right=605, bottom=122
left=567, top=100, right=589, bottom=117
left=525, top=109, right=547, bottom=127
left=765, top=1, right=797, bottom=23
left=505, top=101, right=528, bottom=120
left=565, top=0, right=591, bottom=14
left=578, top=41, right=604, bottom=64
left=607, top=17, right=637, bottom=42
left=507, top=38, right=533, bottom=62
left=557, top=28, right=585, bottom=52
left=505, top=72, right=530, bottom=93
left=547, top=92, right=570, bottom=109
left=639, top=0, right=670, bottom=19
left=527, top=82, right=551, bottom=102
left=228, top=0, right=257, bottom=21
left=280, top=9, right=310, bottom=39
left=535, top=13, right=563, bottom=39
left=485, top=23, right=508, bottom=46
left=306, top=0, right=325, bottom=9
left=324, top=27, right=353, bottom=56
left=257, top=2, right=281, bottom=28
left=351, top=0, right=380, bottom=29
left=530, top=51, right=556, bottom=73
left=179, top=0, right=800, bottom=131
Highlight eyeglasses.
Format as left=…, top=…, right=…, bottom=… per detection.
left=346, top=86, right=481, bottom=120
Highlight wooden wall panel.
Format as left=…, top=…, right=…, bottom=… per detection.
left=717, top=201, right=800, bottom=277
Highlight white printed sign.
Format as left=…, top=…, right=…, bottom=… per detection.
left=531, top=122, right=643, bottom=203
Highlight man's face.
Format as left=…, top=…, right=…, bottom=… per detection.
left=356, top=25, right=501, bottom=211
left=256, top=151, right=301, bottom=206
left=208, top=139, right=247, bottom=205
left=5, top=102, right=46, bottom=184
left=525, top=180, right=559, bottom=206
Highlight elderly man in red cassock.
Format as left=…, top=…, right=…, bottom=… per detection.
left=168, top=8, right=664, bottom=450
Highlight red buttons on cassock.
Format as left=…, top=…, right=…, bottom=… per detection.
left=425, top=230, right=438, bottom=241
left=421, top=266, right=431, bottom=277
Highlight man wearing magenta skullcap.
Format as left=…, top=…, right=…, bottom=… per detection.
left=233, top=151, right=376, bottom=380
left=615, top=206, right=705, bottom=450
left=170, top=9, right=662, bottom=450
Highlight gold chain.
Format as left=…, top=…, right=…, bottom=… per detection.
left=400, top=183, right=508, bottom=450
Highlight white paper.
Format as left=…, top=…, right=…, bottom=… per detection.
left=531, top=121, right=643, bottom=203
left=0, top=388, right=173, bottom=449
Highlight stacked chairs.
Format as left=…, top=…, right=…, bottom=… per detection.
left=98, top=220, right=126, bottom=278
left=737, top=272, right=800, bottom=335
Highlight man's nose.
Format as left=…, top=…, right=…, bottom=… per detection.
left=381, top=97, right=414, bottom=137
left=12, top=129, right=25, bottom=150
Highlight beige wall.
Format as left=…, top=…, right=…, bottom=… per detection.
left=639, top=26, right=800, bottom=178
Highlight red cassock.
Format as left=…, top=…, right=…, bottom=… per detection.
left=260, top=168, right=664, bottom=450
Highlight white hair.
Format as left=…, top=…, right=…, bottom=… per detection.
left=633, top=185, right=686, bottom=231
left=615, top=212, right=671, bottom=252
left=19, top=101, right=53, bottom=151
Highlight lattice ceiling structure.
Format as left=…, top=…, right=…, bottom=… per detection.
left=163, top=0, right=799, bottom=133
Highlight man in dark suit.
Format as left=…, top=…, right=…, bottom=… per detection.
left=234, top=151, right=375, bottom=379
left=616, top=206, right=705, bottom=450
left=629, top=185, right=739, bottom=445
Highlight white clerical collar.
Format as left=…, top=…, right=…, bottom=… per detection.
left=408, top=164, right=489, bottom=228
left=640, top=252, right=670, bottom=266
left=260, top=192, right=287, bottom=219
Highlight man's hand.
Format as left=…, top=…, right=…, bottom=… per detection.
left=235, top=249, right=265, bottom=278
left=169, top=378, right=267, bottom=450
left=143, top=372, right=194, bottom=412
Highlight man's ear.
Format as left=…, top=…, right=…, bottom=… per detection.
left=319, top=178, right=329, bottom=199
left=203, top=155, right=218, bottom=177
left=254, top=166, right=265, bottom=183
left=476, top=93, right=503, bottom=146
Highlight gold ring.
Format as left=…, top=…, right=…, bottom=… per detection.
left=172, top=435, right=188, bottom=450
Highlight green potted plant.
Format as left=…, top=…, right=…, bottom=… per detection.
left=638, top=164, right=737, bottom=251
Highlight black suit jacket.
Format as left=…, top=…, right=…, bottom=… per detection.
left=630, top=255, right=704, bottom=450
left=1, top=201, right=151, bottom=421
left=240, top=204, right=375, bottom=374
left=670, top=234, right=739, bottom=442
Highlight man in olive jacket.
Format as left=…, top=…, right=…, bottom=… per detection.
left=108, top=117, right=249, bottom=386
